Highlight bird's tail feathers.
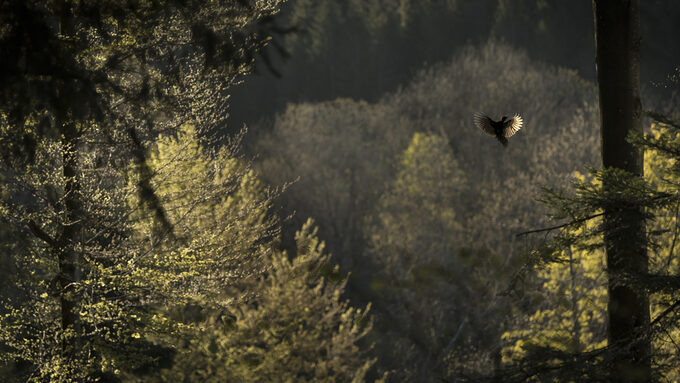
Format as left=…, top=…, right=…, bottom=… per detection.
left=497, top=135, right=508, bottom=147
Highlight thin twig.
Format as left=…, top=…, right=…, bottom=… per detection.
left=651, top=299, right=680, bottom=327
left=515, top=213, right=605, bottom=237
left=645, top=110, right=680, bottom=129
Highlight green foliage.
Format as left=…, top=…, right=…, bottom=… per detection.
left=366, top=132, right=509, bottom=381
left=0, top=0, right=285, bottom=375
left=366, top=132, right=464, bottom=381
left=0, top=115, right=376, bottom=382
left=0, top=120, right=152, bottom=381
left=127, top=123, right=276, bottom=308
left=4, top=1, right=677, bottom=380
left=501, top=123, right=680, bottom=381
left=0, top=2, right=380, bottom=381
left=160, top=220, right=375, bottom=382
left=502, top=227, right=608, bottom=362
left=369, top=132, right=464, bottom=277
left=0, top=0, right=282, bottom=145
left=258, top=98, right=412, bottom=268
left=256, top=41, right=601, bottom=380
left=260, top=40, right=599, bottom=265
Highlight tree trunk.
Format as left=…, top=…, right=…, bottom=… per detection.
left=592, top=0, right=650, bottom=381
left=57, top=1, right=82, bottom=366
left=58, top=118, right=82, bottom=365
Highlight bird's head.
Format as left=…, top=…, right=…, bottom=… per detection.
left=501, top=115, right=508, bottom=121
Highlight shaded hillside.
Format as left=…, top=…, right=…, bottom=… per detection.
left=255, top=41, right=600, bottom=381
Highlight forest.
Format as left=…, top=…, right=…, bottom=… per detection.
left=1, top=0, right=680, bottom=382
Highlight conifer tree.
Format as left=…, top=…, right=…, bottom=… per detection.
left=593, top=1, right=649, bottom=379
left=124, top=126, right=375, bottom=382
left=159, top=221, right=375, bottom=382
left=500, top=121, right=680, bottom=381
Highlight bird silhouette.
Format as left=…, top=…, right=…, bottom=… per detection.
left=473, top=113, right=523, bottom=147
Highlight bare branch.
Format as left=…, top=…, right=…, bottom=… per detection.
left=651, top=299, right=680, bottom=327
left=645, top=110, right=680, bottom=129
left=27, top=220, right=58, bottom=246
left=515, top=213, right=605, bottom=237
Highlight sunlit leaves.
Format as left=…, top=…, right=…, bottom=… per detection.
left=158, top=220, right=375, bottom=382
left=503, top=123, right=680, bottom=380
left=127, top=123, right=276, bottom=307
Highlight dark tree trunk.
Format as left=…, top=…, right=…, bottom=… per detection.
left=57, top=118, right=82, bottom=365
left=592, top=0, right=650, bottom=381
left=56, top=1, right=82, bottom=367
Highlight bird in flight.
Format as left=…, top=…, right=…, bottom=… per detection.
left=473, top=113, right=523, bottom=147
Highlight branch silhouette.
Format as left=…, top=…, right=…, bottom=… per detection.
left=515, top=213, right=605, bottom=237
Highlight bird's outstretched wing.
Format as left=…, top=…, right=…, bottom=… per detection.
left=503, top=114, right=523, bottom=137
left=473, top=113, right=495, bottom=136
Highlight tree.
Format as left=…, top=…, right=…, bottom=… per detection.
left=126, top=123, right=276, bottom=308
left=502, top=205, right=609, bottom=381
left=0, top=1, right=285, bottom=380
left=593, top=0, right=650, bottom=380
left=1, top=90, right=378, bottom=382
left=498, top=121, right=680, bottom=381
left=159, top=221, right=375, bottom=382
left=256, top=42, right=603, bottom=379
left=366, top=132, right=465, bottom=381
left=492, top=2, right=680, bottom=380
left=123, top=127, right=375, bottom=382
left=640, top=122, right=680, bottom=381
left=257, top=98, right=412, bottom=270
left=366, top=132, right=512, bottom=381
left=368, top=132, right=465, bottom=277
